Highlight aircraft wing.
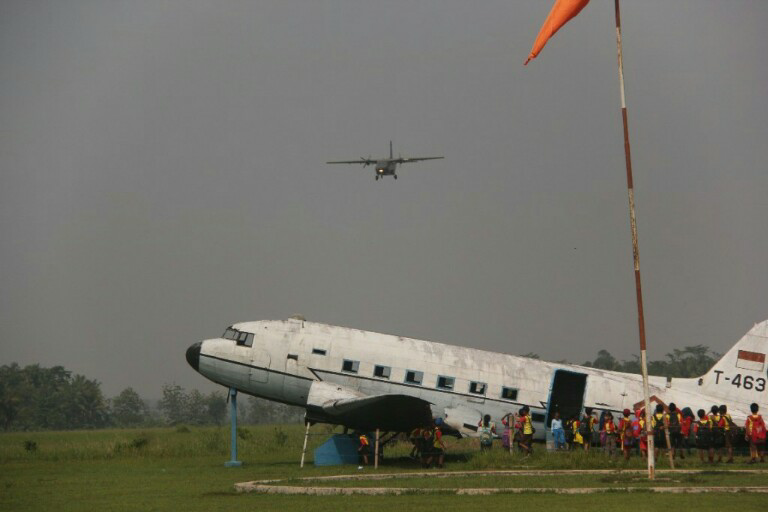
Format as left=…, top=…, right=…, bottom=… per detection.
left=305, top=381, right=433, bottom=432
left=326, top=159, right=375, bottom=165
left=396, top=156, right=444, bottom=164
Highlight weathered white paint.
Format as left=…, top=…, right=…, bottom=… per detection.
left=192, top=318, right=768, bottom=438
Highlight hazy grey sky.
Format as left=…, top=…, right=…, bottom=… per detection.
left=2, top=1, right=766, bottom=398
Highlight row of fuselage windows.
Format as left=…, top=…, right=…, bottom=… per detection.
left=340, top=359, right=519, bottom=401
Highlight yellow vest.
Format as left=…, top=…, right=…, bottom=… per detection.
left=522, top=415, right=533, bottom=435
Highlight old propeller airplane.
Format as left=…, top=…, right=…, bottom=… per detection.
left=186, top=316, right=767, bottom=439
left=326, top=141, right=443, bottom=180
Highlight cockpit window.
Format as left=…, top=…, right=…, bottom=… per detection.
left=222, top=327, right=253, bottom=347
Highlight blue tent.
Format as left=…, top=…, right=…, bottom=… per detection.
left=314, top=434, right=363, bottom=466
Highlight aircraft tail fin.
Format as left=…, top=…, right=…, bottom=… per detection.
left=698, top=319, right=768, bottom=404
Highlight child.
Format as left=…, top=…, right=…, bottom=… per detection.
left=571, top=416, right=584, bottom=449
left=602, top=411, right=617, bottom=456
left=357, top=432, right=370, bottom=469
left=633, top=409, right=647, bottom=458
left=551, top=412, right=566, bottom=450
left=618, top=409, right=634, bottom=460
left=745, top=402, right=766, bottom=464
left=694, top=409, right=713, bottom=463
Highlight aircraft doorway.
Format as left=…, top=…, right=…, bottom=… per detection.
left=546, top=370, right=587, bottom=427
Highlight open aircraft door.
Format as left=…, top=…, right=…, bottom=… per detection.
left=545, top=370, right=588, bottom=427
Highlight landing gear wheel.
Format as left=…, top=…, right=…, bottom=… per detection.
left=375, top=176, right=379, bottom=181
left=394, top=175, right=398, bottom=180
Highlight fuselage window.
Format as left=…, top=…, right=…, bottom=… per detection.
left=501, top=387, right=518, bottom=400
left=223, top=328, right=237, bottom=340
left=374, top=365, right=391, bottom=379
left=532, top=413, right=545, bottom=423
left=469, top=381, right=487, bottom=395
left=436, top=376, right=455, bottom=390
left=405, top=370, right=423, bottom=385
left=287, top=354, right=298, bottom=361
left=312, top=348, right=327, bottom=355
left=342, top=359, right=359, bottom=374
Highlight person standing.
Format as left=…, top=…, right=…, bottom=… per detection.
left=551, top=412, right=566, bottom=450
left=745, top=402, right=766, bottom=464
left=719, top=405, right=735, bottom=463
left=580, top=408, right=596, bottom=452
left=667, top=403, right=683, bottom=460
left=571, top=415, right=584, bottom=450
left=519, top=407, right=534, bottom=456
left=651, top=404, right=667, bottom=461
left=680, top=407, right=695, bottom=459
left=602, top=411, right=617, bottom=456
left=709, top=405, right=725, bottom=463
left=478, top=414, right=496, bottom=451
left=501, top=413, right=513, bottom=452
left=429, top=421, right=446, bottom=469
left=633, top=409, right=647, bottom=458
left=618, top=409, right=634, bottom=460
left=409, top=426, right=422, bottom=459
left=357, top=432, right=370, bottom=469
left=694, top=409, right=713, bottom=463
left=420, top=425, right=434, bottom=468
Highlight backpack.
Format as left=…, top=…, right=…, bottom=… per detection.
left=751, top=416, right=766, bottom=443
left=631, top=419, right=642, bottom=438
left=421, top=428, right=435, bottom=448
left=668, top=412, right=680, bottom=433
left=711, top=415, right=724, bottom=442
left=579, top=416, right=591, bottom=436
left=479, top=425, right=493, bottom=446
left=696, top=419, right=712, bottom=444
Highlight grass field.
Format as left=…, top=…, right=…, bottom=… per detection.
left=2, top=425, right=767, bottom=511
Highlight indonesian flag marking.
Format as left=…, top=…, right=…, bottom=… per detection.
left=736, top=350, right=766, bottom=372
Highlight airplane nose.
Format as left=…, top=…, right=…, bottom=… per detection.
left=186, top=342, right=201, bottom=371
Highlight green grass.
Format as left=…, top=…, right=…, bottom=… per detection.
left=2, top=426, right=767, bottom=512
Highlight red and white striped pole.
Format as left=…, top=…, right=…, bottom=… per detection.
left=614, top=0, right=655, bottom=480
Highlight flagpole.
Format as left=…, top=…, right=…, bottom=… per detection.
left=614, top=0, right=654, bottom=480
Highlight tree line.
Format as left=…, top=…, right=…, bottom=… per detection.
left=0, top=363, right=302, bottom=431
left=0, top=345, right=719, bottom=431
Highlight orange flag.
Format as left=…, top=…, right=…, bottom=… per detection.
left=525, top=0, right=590, bottom=65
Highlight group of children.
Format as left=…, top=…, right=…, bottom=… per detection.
left=545, top=401, right=766, bottom=464
left=406, top=420, right=447, bottom=469
left=360, top=402, right=766, bottom=468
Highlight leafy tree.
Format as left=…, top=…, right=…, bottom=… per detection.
left=0, top=364, right=109, bottom=430
left=62, top=375, right=109, bottom=429
left=0, top=364, right=25, bottom=430
left=111, top=387, right=148, bottom=427
left=158, top=384, right=188, bottom=425
left=245, top=396, right=303, bottom=425
left=204, top=392, right=227, bottom=425
left=581, top=345, right=720, bottom=379
left=583, top=349, right=621, bottom=371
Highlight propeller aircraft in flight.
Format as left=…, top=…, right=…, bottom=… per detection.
left=326, top=141, right=443, bottom=180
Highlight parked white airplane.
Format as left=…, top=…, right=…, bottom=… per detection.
left=186, top=317, right=767, bottom=438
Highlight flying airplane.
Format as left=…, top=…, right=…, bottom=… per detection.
left=326, top=141, right=443, bottom=180
left=186, top=316, right=767, bottom=439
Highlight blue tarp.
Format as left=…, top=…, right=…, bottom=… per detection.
left=313, top=434, right=361, bottom=466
